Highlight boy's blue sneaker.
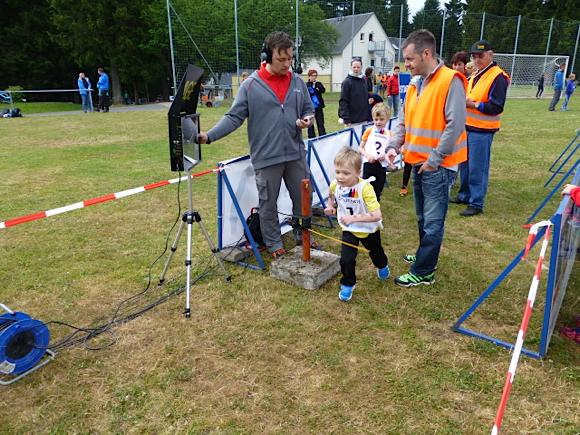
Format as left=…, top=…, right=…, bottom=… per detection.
left=338, top=284, right=355, bottom=302
left=394, top=272, right=435, bottom=287
left=377, top=264, right=390, bottom=280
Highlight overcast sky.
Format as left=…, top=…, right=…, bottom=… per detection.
left=407, top=0, right=444, bottom=17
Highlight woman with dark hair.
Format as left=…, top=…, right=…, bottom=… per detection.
left=364, top=67, right=375, bottom=92
left=306, top=69, right=326, bottom=138
left=451, top=51, right=470, bottom=77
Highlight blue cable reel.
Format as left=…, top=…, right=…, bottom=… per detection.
left=0, top=304, right=54, bottom=385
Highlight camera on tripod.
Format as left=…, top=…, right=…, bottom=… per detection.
left=168, top=64, right=204, bottom=172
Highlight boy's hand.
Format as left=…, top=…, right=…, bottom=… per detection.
left=324, top=205, right=336, bottom=216
left=198, top=132, right=209, bottom=144
left=339, top=215, right=356, bottom=226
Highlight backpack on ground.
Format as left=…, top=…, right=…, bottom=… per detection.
left=245, top=208, right=265, bottom=247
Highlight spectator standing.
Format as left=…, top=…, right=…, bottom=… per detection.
left=339, top=57, right=372, bottom=126
left=453, top=40, right=509, bottom=217
left=364, top=67, right=375, bottom=93
left=306, top=69, right=326, bottom=138
left=451, top=51, right=469, bottom=77
left=387, top=66, right=401, bottom=118
left=536, top=73, right=545, bottom=98
left=380, top=72, right=389, bottom=97
left=386, top=29, right=467, bottom=287
left=77, top=72, right=92, bottom=113
left=97, top=67, right=110, bottom=112
left=198, top=31, right=314, bottom=258
left=549, top=63, right=566, bottom=111
left=560, top=73, right=576, bottom=111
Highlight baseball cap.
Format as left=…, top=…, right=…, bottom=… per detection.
left=470, top=40, right=493, bottom=54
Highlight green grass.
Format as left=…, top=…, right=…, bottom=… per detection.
left=0, top=100, right=579, bottom=433
left=2, top=101, right=81, bottom=114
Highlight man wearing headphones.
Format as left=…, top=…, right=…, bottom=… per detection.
left=198, top=31, right=314, bottom=258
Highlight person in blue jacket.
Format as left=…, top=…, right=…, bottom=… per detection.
left=97, top=67, right=110, bottom=112
left=548, top=63, right=565, bottom=111
left=560, top=72, right=576, bottom=111
left=77, top=72, right=92, bottom=113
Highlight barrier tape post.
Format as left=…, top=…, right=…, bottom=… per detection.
left=491, top=220, right=552, bottom=435
left=301, top=179, right=311, bottom=262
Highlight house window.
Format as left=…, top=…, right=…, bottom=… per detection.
left=369, top=33, right=374, bottom=42
left=360, top=33, right=365, bottom=41
left=370, top=59, right=375, bottom=67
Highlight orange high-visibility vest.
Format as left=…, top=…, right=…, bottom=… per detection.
left=466, top=64, right=509, bottom=130
left=403, top=66, right=467, bottom=168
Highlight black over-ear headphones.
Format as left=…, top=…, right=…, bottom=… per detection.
left=260, top=42, right=272, bottom=63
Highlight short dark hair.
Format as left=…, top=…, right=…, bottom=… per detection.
left=394, top=66, right=400, bottom=71
left=98, top=67, right=104, bottom=73
left=265, top=31, right=293, bottom=55
left=365, top=67, right=374, bottom=76
left=451, top=51, right=469, bottom=65
left=402, top=29, right=436, bottom=56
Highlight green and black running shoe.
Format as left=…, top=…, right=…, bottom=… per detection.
left=402, top=254, right=416, bottom=264
left=394, top=272, right=435, bottom=287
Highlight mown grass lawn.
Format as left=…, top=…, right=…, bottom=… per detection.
left=0, top=98, right=578, bottom=433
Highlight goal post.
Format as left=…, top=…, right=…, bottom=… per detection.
left=493, top=53, right=569, bottom=98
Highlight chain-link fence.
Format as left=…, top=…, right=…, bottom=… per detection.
left=167, top=0, right=579, bottom=99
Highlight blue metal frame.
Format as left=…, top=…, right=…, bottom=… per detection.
left=548, top=131, right=580, bottom=173
left=219, top=167, right=266, bottom=270
left=453, top=225, right=549, bottom=359
left=544, top=142, right=580, bottom=187
left=527, top=158, right=579, bottom=224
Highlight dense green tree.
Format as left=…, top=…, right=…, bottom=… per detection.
left=412, top=0, right=443, bottom=48
left=383, top=0, right=411, bottom=38
left=0, top=0, right=76, bottom=92
left=441, top=0, right=465, bottom=61
left=50, top=0, right=170, bottom=103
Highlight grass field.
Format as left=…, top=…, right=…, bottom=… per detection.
left=2, top=101, right=82, bottom=114
left=0, top=98, right=578, bottom=433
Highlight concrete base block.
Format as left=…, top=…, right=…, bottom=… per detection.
left=219, top=246, right=251, bottom=263
left=270, top=246, right=340, bottom=290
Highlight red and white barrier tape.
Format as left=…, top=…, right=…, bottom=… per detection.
left=0, top=168, right=220, bottom=230
left=491, top=220, right=552, bottom=435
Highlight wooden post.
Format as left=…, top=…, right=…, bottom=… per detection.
left=301, top=179, right=311, bottom=262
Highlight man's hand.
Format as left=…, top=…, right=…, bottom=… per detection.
left=386, top=148, right=398, bottom=166
left=296, top=115, right=314, bottom=129
left=418, top=162, right=436, bottom=173
left=198, top=132, right=209, bottom=144
left=466, top=98, right=478, bottom=109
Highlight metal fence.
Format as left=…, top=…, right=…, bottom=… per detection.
left=167, top=0, right=579, bottom=97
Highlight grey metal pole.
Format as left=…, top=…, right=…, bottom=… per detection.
left=572, top=23, right=580, bottom=76
left=398, top=3, right=403, bottom=64
left=510, top=15, right=521, bottom=88
left=440, top=9, right=446, bottom=59
left=234, top=0, right=240, bottom=87
left=480, top=12, right=485, bottom=40
left=166, top=0, right=177, bottom=96
left=351, top=0, right=355, bottom=58
left=296, top=0, right=299, bottom=70
left=544, top=18, right=554, bottom=72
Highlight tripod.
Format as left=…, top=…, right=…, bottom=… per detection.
left=159, top=169, right=230, bottom=318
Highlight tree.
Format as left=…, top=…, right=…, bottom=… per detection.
left=50, top=0, right=170, bottom=103
left=442, top=0, right=465, bottom=61
left=383, top=0, right=411, bottom=38
left=412, top=0, right=443, bottom=49
left=0, top=0, right=76, bottom=92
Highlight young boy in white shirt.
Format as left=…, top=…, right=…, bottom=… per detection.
left=325, top=147, right=390, bottom=301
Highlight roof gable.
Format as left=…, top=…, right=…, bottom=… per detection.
left=324, top=12, right=376, bottom=54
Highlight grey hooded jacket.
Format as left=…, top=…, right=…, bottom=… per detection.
left=207, top=70, right=314, bottom=170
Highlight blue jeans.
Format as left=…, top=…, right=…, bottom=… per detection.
left=411, top=166, right=451, bottom=276
left=389, top=94, right=400, bottom=118
left=457, top=131, right=494, bottom=210
left=561, top=93, right=572, bottom=110
left=80, top=93, right=89, bottom=112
